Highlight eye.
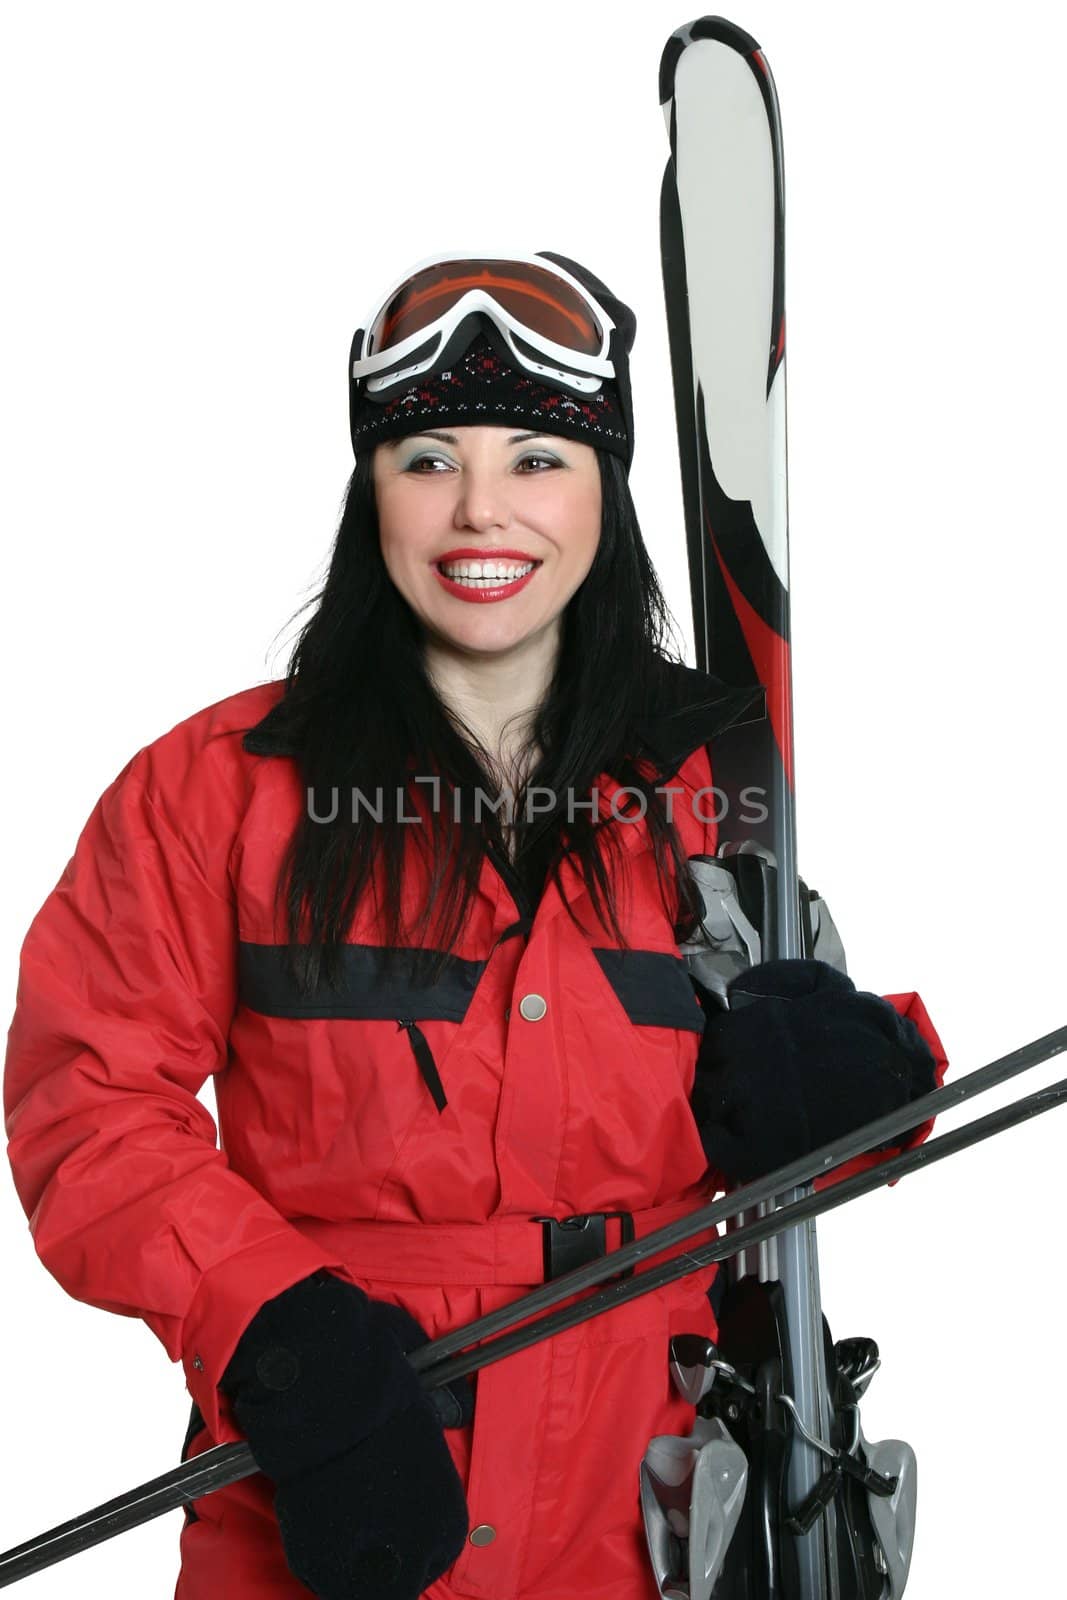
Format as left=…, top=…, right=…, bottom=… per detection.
left=404, top=453, right=452, bottom=473
left=515, top=453, right=561, bottom=472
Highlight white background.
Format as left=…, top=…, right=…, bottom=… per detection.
left=1, top=2, right=1064, bottom=1595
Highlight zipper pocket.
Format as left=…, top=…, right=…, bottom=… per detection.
left=397, top=1017, right=448, bottom=1113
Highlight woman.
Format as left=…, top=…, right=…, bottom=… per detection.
left=3, top=251, right=946, bottom=1599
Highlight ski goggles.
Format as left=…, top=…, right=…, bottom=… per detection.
left=350, top=251, right=619, bottom=402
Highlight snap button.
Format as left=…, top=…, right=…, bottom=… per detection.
left=469, top=1524, right=497, bottom=1546
left=518, top=993, right=547, bottom=1022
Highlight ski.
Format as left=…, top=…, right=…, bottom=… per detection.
left=657, top=17, right=834, bottom=1597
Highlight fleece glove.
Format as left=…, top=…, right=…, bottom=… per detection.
left=219, top=1268, right=472, bottom=1599
left=691, top=958, right=938, bottom=1185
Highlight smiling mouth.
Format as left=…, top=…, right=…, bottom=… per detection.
left=431, top=560, right=544, bottom=603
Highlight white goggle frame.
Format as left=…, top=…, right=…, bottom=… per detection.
left=350, top=249, right=617, bottom=399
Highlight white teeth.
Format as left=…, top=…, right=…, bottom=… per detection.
left=439, top=560, right=536, bottom=582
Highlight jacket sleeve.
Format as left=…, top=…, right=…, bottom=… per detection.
left=3, top=742, right=358, bottom=1443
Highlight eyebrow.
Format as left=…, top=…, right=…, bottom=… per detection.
left=388, top=430, right=552, bottom=448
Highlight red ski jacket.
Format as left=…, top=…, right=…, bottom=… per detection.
left=4, top=667, right=946, bottom=1600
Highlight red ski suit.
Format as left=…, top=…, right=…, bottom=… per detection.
left=4, top=669, right=947, bottom=1600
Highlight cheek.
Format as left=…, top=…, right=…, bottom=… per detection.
left=565, top=483, right=601, bottom=574
left=376, top=519, right=403, bottom=585
left=375, top=488, right=428, bottom=578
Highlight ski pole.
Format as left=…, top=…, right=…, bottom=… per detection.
left=420, top=1022, right=1067, bottom=1366
left=426, top=1066, right=1067, bottom=1379
left=1, top=1023, right=1063, bottom=1587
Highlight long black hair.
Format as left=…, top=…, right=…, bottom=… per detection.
left=243, top=446, right=706, bottom=995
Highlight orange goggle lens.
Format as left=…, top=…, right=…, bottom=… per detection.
left=367, top=259, right=606, bottom=358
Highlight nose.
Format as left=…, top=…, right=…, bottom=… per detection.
left=452, top=460, right=514, bottom=534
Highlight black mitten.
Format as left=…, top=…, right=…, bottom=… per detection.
left=220, top=1269, right=471, bottom=1598
left=691, top=958, right=938, bottom=1184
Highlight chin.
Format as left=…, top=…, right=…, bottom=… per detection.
left=457, top=632, right=529, bottom=656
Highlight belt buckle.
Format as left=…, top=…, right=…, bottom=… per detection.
left=533, top=1210, right=635, bottom=1283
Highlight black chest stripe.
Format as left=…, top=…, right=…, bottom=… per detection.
left=591, top=948, right=706, bottom=1032
left=238, top=942, right=486, bottom=1021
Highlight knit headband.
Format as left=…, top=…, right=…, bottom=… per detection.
left=349, top=329, right=630, bottom=464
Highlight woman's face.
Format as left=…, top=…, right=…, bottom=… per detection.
left=373, top=425, right=601, bottom=662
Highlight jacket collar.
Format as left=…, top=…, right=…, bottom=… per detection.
left=252, top=662, right=764, bottom=782
left=630, top=662, right=766, bottom=782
